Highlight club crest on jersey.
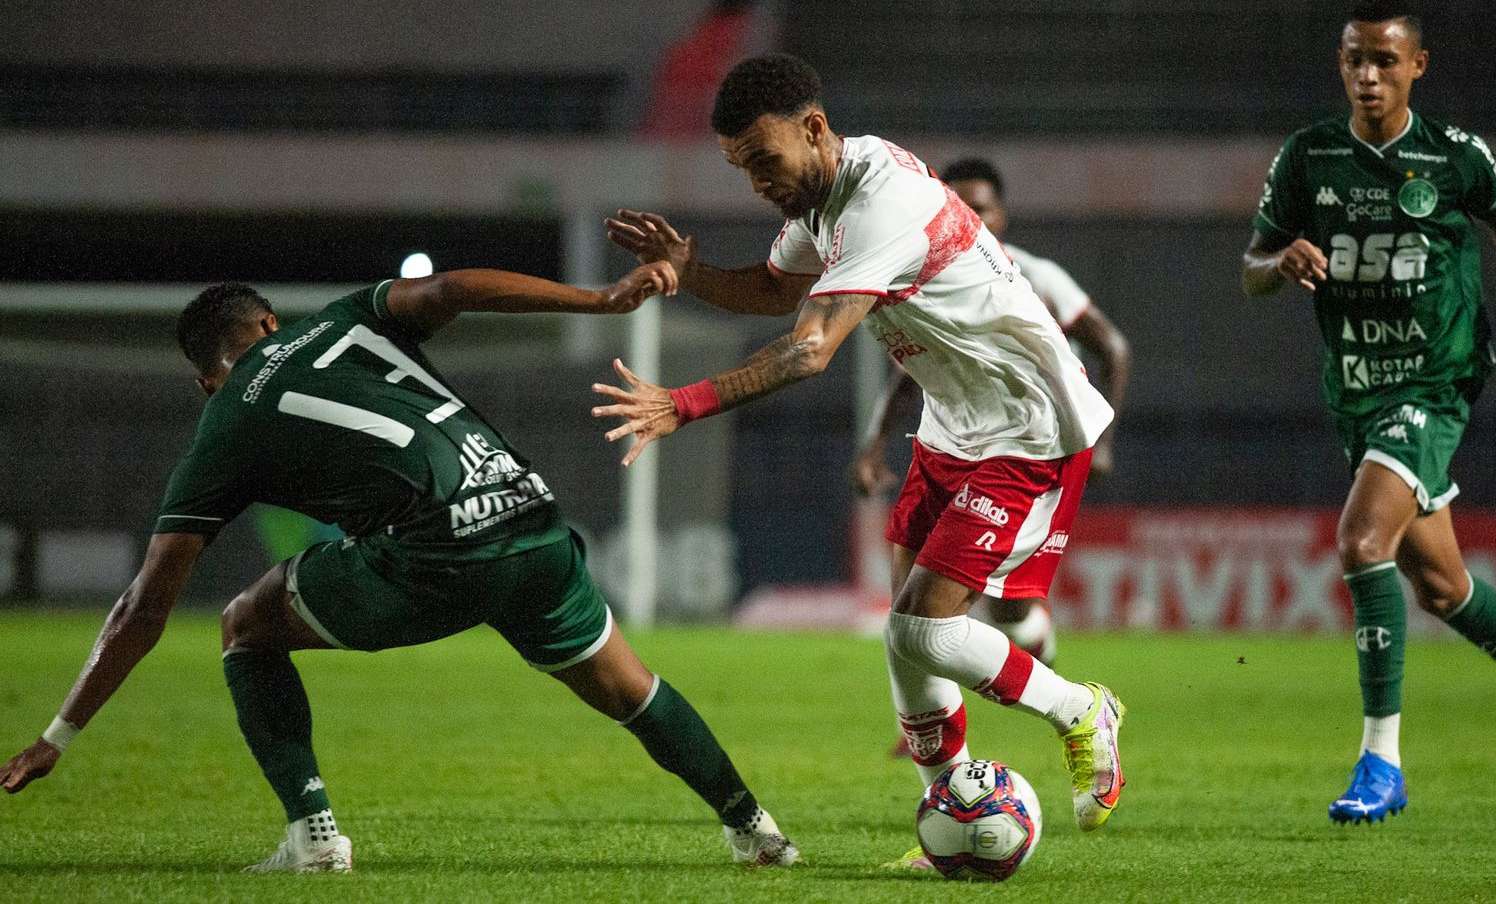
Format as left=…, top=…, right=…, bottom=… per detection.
left=1398, top=178, right=1438, bottom=218
left=953, top=483, right=1009, bottom=527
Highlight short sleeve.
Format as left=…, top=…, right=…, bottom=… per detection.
left=1462, top=132, right=1496, bottom=225
left=319, top=280, right=432, bottom=344
left=153, top=408, right=253, bottom=537
left=767, top=219, right=824, bottom=276
left=805, top=196, right=929, bottom=299
left=1252, top=134, right=1308, bottom=241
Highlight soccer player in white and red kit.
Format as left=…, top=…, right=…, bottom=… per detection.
left=595, top=54, right=1126, bottom=843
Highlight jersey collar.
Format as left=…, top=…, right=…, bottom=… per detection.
left=1346, top=110, right=1416, bottom=158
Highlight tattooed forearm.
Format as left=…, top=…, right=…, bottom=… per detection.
left=709, top=335, right=823, bottom=409
left=700, top=293, right=876, bottom=411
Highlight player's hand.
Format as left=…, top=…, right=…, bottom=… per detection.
left=850, top=444, right=896, bottom=497
left=592, top=358, right=681, bottom=467
left=1, top=739, right=62, bottom=794
left=1276, top=239, right=1328, bottom=291
left=605, top=210, right=696, bottom=280
left=599, top=261, right=678, bottom=313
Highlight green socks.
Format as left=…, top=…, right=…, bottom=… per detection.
left=1345, top=562, right=1406, bottom=718
left=1447, top=575, right=1496, bottom=660
left=620, top=677, right=759, bottom=828
left=224, top=649, right=331, bottom=821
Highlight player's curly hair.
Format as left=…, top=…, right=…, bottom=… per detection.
left=711, top=53, right=823, bottom=137
left=1349, top=1, right=1423, bottom=41
left=939, top=159, right=1006, bottom=200
left=177, top=282, right=273, bottom=374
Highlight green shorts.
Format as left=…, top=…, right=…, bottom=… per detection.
left=1335, top=391, right=1469, bottom=514
left=286, top=527, right=611, bottom=671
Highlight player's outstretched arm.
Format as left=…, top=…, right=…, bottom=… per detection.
left=384, top=261, right=678, bottom=335
left=1, top=532, right=204, bottom=794
left=850, top=369, right=920, bottom=496
left=606, top=209, right=814, bottom=316
left=1067, top=305, right=1132, bottom=476
left=1242, top=230, right=1326, bottom=296
left=592, top=291, right=877, bottom=465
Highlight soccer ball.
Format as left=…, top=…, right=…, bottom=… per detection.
left=915, top=759, right=1042, bottom=881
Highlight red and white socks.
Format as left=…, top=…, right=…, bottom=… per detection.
left=886, top=610, right=1095, bottom=782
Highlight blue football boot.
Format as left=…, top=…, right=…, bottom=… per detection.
left=1329, top=752, right=1407, bottom=824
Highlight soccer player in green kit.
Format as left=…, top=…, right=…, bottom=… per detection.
left=1243, top=1, right=1496, bottom=824
left=0, top=261, right=799, bottom=870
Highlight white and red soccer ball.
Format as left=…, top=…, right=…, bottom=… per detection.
left=916, top=759, right=1042, bottom=881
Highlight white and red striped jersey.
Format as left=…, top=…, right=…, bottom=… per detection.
left=768, top=135, right=1112, bottom=461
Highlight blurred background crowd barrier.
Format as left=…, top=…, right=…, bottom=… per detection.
left=3, top=0, right=1494, bottom=632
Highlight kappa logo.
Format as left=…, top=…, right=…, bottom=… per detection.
left=1355, top=626, right=1393, bottom=652
left=302, top=776, right=326, bottom=795
left=1316, top=186, right=1342, bottom=206
left=953, top=483, right=1010, bottom=527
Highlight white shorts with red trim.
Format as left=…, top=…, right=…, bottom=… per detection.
left=886, top=439, right=1091, bottom=600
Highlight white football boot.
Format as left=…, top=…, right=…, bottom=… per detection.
left=724, top=808, right=800, bottom=867
left=244, top=817, right=353, bottom=873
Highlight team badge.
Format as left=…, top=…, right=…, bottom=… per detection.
left=1397, top=178, right=1438, bottom=218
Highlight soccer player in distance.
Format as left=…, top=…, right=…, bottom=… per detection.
left=854, top=157, right=1132, bottom=668
left=1242, top=1, right=1496, bottom=824
left=596, top=53, right=1126, bottom=855
left=0, top=261, right=800, bottom=870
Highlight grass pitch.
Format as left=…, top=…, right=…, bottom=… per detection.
left=2, top=612, right=1494, bottom=903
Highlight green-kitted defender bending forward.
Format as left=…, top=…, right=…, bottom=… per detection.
left=1, top=261, right=798, bottom=871
left=1242, top=0, right=1496, bottom=825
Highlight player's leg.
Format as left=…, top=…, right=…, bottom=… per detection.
left=974, top=596, right=1057, bottom=665
left=886, top=449, right=1123, bottom=831
left=1330, top=459, right=1418, bottom=823
left=880, top=445, right=973, bottom=783
left=1398, top=507, right=1496, bottom=656
left=219, top=555, right=350, bottom=873
left=496, top=529, right=795, bottom=866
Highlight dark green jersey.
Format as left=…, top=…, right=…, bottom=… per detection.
left=155, top=282, right=565, bottom=560
left=1254, top=113, right=1496, bottom=417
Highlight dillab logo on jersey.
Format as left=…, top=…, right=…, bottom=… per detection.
left=1398, top=178, right=1438, bottom=218
left=1316, top=186, right=1342, bottom=206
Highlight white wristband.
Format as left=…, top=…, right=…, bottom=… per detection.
left=41, top=716, right=80, bottom=753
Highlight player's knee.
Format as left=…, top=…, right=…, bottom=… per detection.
left=885, top=612, right=965, bottom=671
left=220, top=591, right=273, bottom=652
left=1336, top=525, right=1393, bottom=572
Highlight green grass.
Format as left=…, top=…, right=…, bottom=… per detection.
left=2, top=613, right=1495, bottom=903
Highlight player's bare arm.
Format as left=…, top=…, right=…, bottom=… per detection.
left=605, top=209, right=814, bottom=316
left=851, top=369, right=921, bottom=496
left=383, top=260, right=678, bottom=334
left=1242, top=229, right=1328, bottom=295
left=592, top=291, right=876, bottom=465
left=1068, top=306, right=1132, bottom=475
left=1, top=531, right=205, bottom=793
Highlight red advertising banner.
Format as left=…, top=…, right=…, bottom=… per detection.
left=1050, top=507, right=1496, bottom=634
left=735, top=505, right=1496, bottom=635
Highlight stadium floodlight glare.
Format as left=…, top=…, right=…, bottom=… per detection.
left=400, top=252, right=434, bottom=279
